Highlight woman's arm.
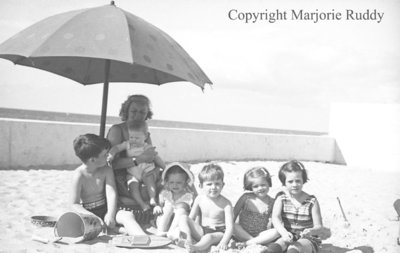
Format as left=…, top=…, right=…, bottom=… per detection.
left=144, top=143, right=165, bottom=169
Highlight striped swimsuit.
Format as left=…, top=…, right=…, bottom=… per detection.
left=277, top=191, right=321, bottom=252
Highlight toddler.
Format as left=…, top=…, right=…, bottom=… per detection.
left=233, top=167, right=280, bottom=246
left=177, top=164, right=234, bottom=252
left=155, top=162, right=196, bottom=237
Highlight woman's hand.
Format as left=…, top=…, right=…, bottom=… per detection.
left=136, top=146, right=157, bottom=164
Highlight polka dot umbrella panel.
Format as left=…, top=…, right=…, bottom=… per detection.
left=0, top=2, right=212, bottom=87
left=0, top=2, right=212, bottom=136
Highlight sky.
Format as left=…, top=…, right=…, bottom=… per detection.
left=0, top=0, right=399, bottom=132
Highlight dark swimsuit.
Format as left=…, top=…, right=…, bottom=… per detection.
left=202, top=225, right=226, bottom=235
left=83, top=198, right=107, bottom=220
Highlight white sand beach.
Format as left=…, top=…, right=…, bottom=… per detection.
left=0, top=161, right=399, bottom=253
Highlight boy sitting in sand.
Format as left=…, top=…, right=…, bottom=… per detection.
left=70, top=134, right=117, bottom=230
left=107, top=120, right=165, bottom=212
left=176, top=164, right=234, bottom=252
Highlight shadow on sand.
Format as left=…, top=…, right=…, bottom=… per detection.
left=321, top=244, right=374, bottom=253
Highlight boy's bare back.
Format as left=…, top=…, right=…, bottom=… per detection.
left=73, top=164, right=111, bottom=204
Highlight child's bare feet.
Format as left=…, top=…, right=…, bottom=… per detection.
left=184, top=240, right=194, bottom=253
left=174, top=231, right=194, bottom=252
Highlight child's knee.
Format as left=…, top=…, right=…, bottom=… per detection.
left=178, top=214, right=189, bottom=225
left=174, top=203, right=190, bottom=214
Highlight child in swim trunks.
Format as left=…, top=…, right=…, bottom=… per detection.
left=270, top=160, right=331, bottom=253
left=155, top=162, right=196, bottom=237
left=233, top=167, right=280, bottom=246
left=70, top=134, right=117, bottom=230
left=108, top=120, right=165, bottom=212
left=176, top=164, right=234, bottom=252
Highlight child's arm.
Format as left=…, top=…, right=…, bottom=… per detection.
left=107, top=142, right=128, bottom=165
left=272, top=194, right=293, bottom=242
left=217, top=201, right=234, bottom=250
left=189, top=195, right=201, bottom=220
left=104, top=167, right=118, bottom=228
left=311, top=198, right=323, bottom=228
left=153, top=189, right=166, bottom=215
left=158, top=190, right=166, bottom=207
left=110, top=142, right=128, bottom=155
left=301, top=198, right=331, bottom=239
left=233, top=193, right=247, bottom=222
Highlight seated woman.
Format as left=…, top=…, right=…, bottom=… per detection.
left=107, top=94, right=162, bottom=233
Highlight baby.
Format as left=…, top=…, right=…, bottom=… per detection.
left=108, top=120, right=165, bottom=211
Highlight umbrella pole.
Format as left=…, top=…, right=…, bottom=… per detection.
left=100, top=60, right=111, bottom=137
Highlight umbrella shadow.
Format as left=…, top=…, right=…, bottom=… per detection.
left=321, top=244, right=374, bottom=253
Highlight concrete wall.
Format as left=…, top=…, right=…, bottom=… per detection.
left=0, top=118, right=342, bottom=169
left=329, top=103, right=400, bottom=172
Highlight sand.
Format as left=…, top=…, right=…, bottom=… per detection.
left=0, top=161, right=399, bottom=253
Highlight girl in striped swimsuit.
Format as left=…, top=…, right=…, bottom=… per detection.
left=270, top=160, right=331, bottom=253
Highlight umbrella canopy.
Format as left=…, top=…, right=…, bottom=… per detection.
left=0, top=1, right=212, bottom=136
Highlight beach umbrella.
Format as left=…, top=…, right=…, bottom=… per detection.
left=0, top=1, right=212, bottom=137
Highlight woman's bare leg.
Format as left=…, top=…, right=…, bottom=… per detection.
left=116, top=209, right=147, bottom=235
